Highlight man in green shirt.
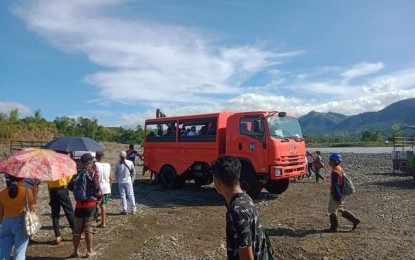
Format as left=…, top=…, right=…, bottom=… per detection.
left=211, top=156, right=273, bottom=260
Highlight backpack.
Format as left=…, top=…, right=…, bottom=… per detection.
left=341, top=172, right=355, bottom=195
left=71, top=169, right=95, bottom=202
left=312, top=159, right=324, bottom=170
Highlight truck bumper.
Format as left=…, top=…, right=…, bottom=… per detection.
left=269, top=164, right=306, bottom=180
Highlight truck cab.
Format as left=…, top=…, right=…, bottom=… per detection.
left=225, top=111, right=306, bottom=198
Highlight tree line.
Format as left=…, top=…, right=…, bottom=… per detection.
left=0, top=109, right=145, bottom=144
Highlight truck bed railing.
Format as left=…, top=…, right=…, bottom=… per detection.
left=393, top=137, right=415, bottom=151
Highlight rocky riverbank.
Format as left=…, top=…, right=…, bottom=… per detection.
left=1, top=145, right=415, bottom=259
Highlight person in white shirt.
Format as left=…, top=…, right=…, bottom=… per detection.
left=114, top=151, right=136, bottom=215
left=187, top=126, right=197, bottom=136
left=94, top=151, right=112, bottom=227
left=306, top=150, right=315, bottom=178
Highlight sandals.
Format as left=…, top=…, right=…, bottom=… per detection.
left=86, top=251, right=97, bottom=258
left=97, top=224, right=107, bottom=228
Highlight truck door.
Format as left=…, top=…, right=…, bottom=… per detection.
left=232, top=116, right=268, bottom=173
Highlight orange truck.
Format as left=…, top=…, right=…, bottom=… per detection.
left=143, top=110, right=306, bottom=199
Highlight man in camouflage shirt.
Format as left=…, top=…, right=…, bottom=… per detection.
left=211, top=156, right=272, bottom=260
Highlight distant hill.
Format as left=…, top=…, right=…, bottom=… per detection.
left=300, top=98, right=415, bottom=138
left=299, top=111, right=349, bottom=133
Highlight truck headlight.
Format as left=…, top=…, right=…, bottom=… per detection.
left=274, top=168, right=282, bottom=176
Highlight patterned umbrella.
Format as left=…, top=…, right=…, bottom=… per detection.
left=0, top=148, right=77, bottom=181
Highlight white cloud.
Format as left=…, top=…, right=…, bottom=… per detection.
left=119, top=64, right=415, bottom=128
left=301, top=67, right=415, bottom=115
left=14, top=0, right=299, bottom=106
left=0, top=102, right=31, bottom=115
left=340, top=62, right=384, bottom=80
left=116, top=63, right=415, bottom=128
left=370, top=67, right=415, bottom=90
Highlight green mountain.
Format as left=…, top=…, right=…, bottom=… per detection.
left=299, top=98, right=415, bottom=138
left=299, top=111, right=348, bottom=131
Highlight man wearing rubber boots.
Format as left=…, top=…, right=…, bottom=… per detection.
left=325, top=153, right=360, bottom=232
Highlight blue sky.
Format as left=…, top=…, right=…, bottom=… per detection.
left=1, top=0, right=414, bottom=127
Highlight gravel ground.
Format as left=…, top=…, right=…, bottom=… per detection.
left=1, top=143, right=415, bottom=259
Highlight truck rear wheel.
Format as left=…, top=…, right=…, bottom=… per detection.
left=161, top=165, right=180, bottom=189
left=240, top=168, right=261, bottom=199
left=265, top=179, right=290, bottom=194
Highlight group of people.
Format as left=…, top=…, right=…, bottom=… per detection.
left=68, top=148, right=138, bottom=258
left=299, top=150, right=325, bottom=181
left=211, top=153, right=360, bottom=259
left=32, top=151, right=111, bottom=258
left=147, top=122, right=218, bottom=138
left=0, top=146, right=360, bottom=260
left=181, top=122, right=217, bottom=136
left=0, top=145, right=142, bottom=259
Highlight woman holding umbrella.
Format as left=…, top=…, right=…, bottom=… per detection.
left=0, top=148, right=78, bottom=257
left=0, top=175, right=36, bottom=259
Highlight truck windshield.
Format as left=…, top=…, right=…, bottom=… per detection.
left=267, top=116, right=303, bottom=139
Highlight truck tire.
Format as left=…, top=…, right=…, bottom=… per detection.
left=194, top=176, right=213, bottom=186
left=175, top=174, right=186, bottom=189
left=160, top=165, right=179, bottom=189
left=240, top=167, right=262, bottom=199
left=265, top=179, right=290, bottom=194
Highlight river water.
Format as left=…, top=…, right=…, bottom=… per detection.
left=310, top=147, right=393, bottom=154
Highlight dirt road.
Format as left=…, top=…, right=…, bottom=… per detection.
left=1, top=144, right=414, bottom=259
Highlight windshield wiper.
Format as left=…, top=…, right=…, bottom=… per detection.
left=293, top=137, right=304, bottom=142
left=282, top=135, right=304, bottom=142
left=289, top=135, right=304, bottom=141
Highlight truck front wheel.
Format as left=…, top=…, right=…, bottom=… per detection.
left=265, top=179, right=290, bottom=194
left=240, top=168, right=262, bottom=199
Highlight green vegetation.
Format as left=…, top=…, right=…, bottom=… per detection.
left=0, top=109, right=57, bottom=141
left=0, top=109, right=145, bottom=144
left=304, top=130, right=391, bottom=147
